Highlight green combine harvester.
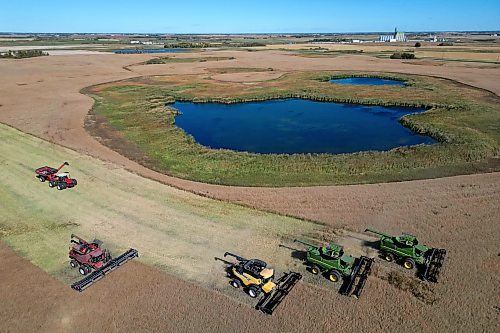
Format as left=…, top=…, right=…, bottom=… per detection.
left=293, top=239, right=373, bottom=298
left=365, top=229, right=446, bottom=282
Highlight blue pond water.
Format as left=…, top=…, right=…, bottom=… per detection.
left=330, top=77, right=405, bottom=86
left=113, top=48, right=188, bottom=54
left=173, top=99, right=435, bottom=154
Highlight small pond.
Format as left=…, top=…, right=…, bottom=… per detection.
left=330, top=77, right=405, bottom=86
left=172, top=99, right=435, bottom=154
left=113, top=48, right=188, bottom=54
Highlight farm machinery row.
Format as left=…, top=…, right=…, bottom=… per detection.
left=216, top=229, right=446, bottom=315
left=35, top=161, right=77, bottom=190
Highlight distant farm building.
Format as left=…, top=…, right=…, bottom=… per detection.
left=380, top=28, right=407, bottom=42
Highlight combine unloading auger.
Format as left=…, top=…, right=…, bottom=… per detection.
left=71, top=248, right=139, bottom=292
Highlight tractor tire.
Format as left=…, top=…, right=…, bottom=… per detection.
left=70, top=260, right=78, bottom=268
left=310, top=265, right=320, bottom=275
left=57, top=183, right=66, bottom=190
left=229, top=279, right=241, bottom=289
left=78, top=266, right=88, bottom=276
left=383, top=253, right=394, bottom=262
left=247, top=285, right=260, bottom=298
left=403, top=258, right=415, bottom=270
left=328, top=270, right=341, bottom=283
left=39, top=176, right=45, bottom=182
left=48, top=181, right=55, bottom=188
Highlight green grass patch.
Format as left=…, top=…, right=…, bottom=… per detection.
left=144, top=56, right=235, bottom=64
left=84, top=71, right=500, bottom=186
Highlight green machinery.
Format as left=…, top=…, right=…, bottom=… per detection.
left=293, top=239, right=373, bottom=298
left=365, top=229, right=446, bottom=282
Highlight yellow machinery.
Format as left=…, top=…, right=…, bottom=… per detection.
left=219, top=252, right=302, bottom=315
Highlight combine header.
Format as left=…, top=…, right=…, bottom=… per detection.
left=293, top=239, right=374, bottom=298
left=216, top=252, right=302, bottom=315
left=365, top=229, right=446, bottom=282
left=68, top=234, right=138, bottom=292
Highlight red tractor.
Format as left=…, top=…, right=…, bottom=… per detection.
left=69, top=234, right=111, bottom=276
left=35, top=162, right=77, bottom=190
left=49, top=172, right=78, bottom=190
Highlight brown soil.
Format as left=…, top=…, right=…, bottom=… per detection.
left=0, top=50, right=499, bottom=332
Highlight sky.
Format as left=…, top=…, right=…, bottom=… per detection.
left=2, top=0, right=499, bottom=34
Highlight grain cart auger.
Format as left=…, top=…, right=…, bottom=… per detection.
left=364, top=229, right=446, bottom=282
left=218, top=252, right=302, bottom=315
left=69, top=234, right=139, bottom=292
left=293, top=239, right=373, bottom=298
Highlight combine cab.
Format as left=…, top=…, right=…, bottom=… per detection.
left=294, top=239, right=373, bottom=298
left=69, top=234, right=138, bottom=291
left=217, top=252, right=302, bottom=315
left=365, top=229, right=446, bottom=282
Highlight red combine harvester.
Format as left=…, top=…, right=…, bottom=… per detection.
left=35, top=161, right=77, bottom=190
left=69, top=234, right=138, bottom=292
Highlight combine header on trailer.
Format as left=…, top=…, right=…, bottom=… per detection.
left=68, top=234, right=138, bottom=292
left=365, top=229, right=446, bottom=282
left=216, top=252, right=302, bottom=315
left=293, top=239, right=374, bottom=298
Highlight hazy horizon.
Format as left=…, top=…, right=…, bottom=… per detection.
left=2, top=0, right=499, bottom=34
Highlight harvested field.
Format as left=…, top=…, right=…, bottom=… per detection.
left=0, top=49, right=499, bottom=332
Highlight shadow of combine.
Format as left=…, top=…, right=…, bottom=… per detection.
left=279, top=244, right=307, bottom=261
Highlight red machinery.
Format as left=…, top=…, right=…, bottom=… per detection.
left=35, top=162, right=68, bottom=182
left=69, top=234, right=111, bottom=275
left=69, top=234, right=138, bottom=291
left=35, top=162, right=77, bottom=190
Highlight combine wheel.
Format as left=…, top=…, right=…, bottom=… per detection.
left=70, top=260, right=78, bottom=268
left=78, top=266, right=88, bottom=276
left=328, top=270, right=341, bottom=283
left=247, top=285, right=260, bottom=298
left=48, top=181, right=55, bottom=188
left=57, top=183, right=66, bottom=190
left=229, top=279, right=241, bottom=289
left=310, top=265, right=320, bottom=275
left=383, top=253, right=394, bottom=262
left=403, top=258, right=415, bottom=270
left=39, top=176, right=45, bottom=182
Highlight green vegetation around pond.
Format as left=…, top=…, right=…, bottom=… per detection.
left=84, top=72, right=500, bottom=186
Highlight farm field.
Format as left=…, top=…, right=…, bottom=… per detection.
left=0, top=46, right=499, bottom=332
left=0, top=123, right=499, bottom=333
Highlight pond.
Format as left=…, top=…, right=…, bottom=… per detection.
left=172, top=99, right=435, bottom=154
left=330, top=77, right=405, bottom=86
left=113, top=48, right=188, bottom=54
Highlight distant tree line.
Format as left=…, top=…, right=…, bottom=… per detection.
left=310, top=38, right=352, bottom=43
left=0, top=49, right=49, bottom=59
left=164, top=41, right=265, bottom=49
left=390, top=52, right=416, bottom=59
